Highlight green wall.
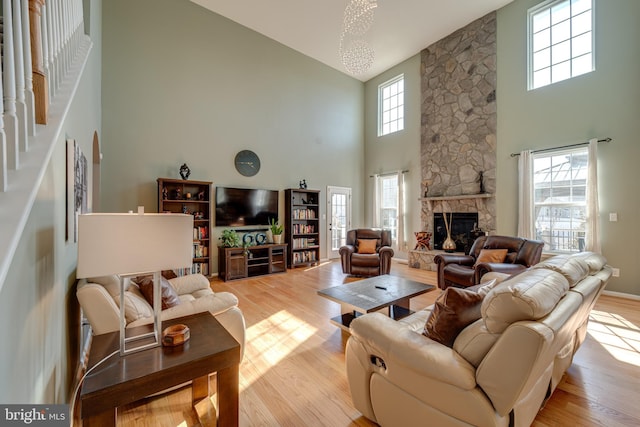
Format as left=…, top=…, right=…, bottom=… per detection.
left=101, top=0, right=365, bottom=268
left=363, top=54, right=422, bottom=259
left=0, top=1, right=103, bottom=403
left=496, top=0, right=640, bottom=294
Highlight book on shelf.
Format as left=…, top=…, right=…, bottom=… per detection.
left=293, top=224, right=315, bottom=234
left=293, top=209, right=316, bottom=219
left=292, top=238, right=317, bottom=249
left=192, top=243, right=208, bottom=258
left=292, top=250, right=317, bottom=264
left=190, top=262, right=209, bottom=275
left=193, top=226, right=209, bottom=240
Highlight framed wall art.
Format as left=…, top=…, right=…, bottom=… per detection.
left=66, top=139, right=88, bottom=242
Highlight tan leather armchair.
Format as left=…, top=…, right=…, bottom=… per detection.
left=339, top=229, right=394, bottom=276
left=434, top=235, right=544, bottom=290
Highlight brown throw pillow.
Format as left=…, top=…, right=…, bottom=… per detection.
left=135, top=275, right=181, bottom=310
left=423, top=287, right=484, bottom=347
left=161, top=270, right=178, bottom=280
left=357, top=239, right=377, bottom=254
left=474, top=248, right=508, bottom=266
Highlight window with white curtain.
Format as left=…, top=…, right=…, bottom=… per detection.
left=373, top=172, right=406, bottom=251
left=519, top=142, right=600, bottom=253
left=533, top=147, right=588, bottom=251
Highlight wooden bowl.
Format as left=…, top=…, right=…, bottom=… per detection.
left=162, top=324, right=190, bottom=347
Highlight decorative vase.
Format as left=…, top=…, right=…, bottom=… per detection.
left=442, top=235, right=456, bottom=253
left=442, top=212, right=456, bottom=253
left=273, top=234, right=283, bottom=244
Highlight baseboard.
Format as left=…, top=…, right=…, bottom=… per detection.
left=602, top=290, right=640, bottom=301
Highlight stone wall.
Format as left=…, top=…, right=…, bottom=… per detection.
left=419, top=12, right=497, bottom=240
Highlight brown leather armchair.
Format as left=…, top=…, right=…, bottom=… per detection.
left=434, top=235, right=544, bottom=290
left=339, top=229, right=394, bottom=276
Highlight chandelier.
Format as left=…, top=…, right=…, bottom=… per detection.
left=339, top=0, right=378, bottom=75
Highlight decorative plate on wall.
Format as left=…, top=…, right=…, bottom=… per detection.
left=234, top=150, right=261, bottom=177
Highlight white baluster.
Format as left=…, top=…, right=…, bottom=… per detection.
left=3, top=0, right=20, bottom=169
left=54, top=0, right=63, bottom=90
left=22, top=0, right=37, bottom=136
left=12, top=0, right=29, bottom=152
left=0, top=62, right=6, bottom=191
left=30, top=0, right=49, bottom=124
left=64, top=0, right=71, bottom=73
left=43, top=0, right=54, bottom=99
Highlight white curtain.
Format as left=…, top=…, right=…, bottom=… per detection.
left=372, top=174, right=381, bottom=227
left=517, top=150, right=535, bottom=239
left=585, top=138, right=601, bottom=252
left=397, top=171, right=406, bottom=252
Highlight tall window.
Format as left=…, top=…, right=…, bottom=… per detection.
left=533, top=147, right=588, bottom=252
left=379, top=175, right=398, bottom=241
left=373, top=172, right=407, bottom=251
left=378, top=74, right=404, bottom=136
left=528, top=0, right=593, bottom=90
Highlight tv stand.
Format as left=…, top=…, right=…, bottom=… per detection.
left=218, top=244, right=287, bottom=281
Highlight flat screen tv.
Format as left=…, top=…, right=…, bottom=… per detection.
left=215, top=187, right=279, bottom=227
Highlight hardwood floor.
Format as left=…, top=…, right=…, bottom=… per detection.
left=75, top=260, right=640, bottom=426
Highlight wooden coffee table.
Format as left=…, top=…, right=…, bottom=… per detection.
left=317, top=275, right=436, bottom=330
left=80, top=312, right=240, bottom=427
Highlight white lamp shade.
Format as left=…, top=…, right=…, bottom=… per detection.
left=77, top=213, right=194, bottom=278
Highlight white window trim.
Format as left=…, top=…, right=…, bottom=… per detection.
left=527, top=0, right=595, bottom=91
left=377, top=74, right=405, bottom=137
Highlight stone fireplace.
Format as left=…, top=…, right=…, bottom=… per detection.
left=409, top=12, right=497, bottom=271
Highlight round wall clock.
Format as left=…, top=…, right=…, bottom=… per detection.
left=234, top=150, right=261, bottom=177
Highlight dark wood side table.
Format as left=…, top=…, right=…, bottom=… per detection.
left=80, top=312, right=240, bottom=426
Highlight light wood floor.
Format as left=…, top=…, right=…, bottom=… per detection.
left=75, top=260, right=640, bottom=426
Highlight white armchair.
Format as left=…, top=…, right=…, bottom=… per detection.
left=77, top=273, right=245, bottom=360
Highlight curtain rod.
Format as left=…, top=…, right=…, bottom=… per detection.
left=510, top=137, right=612, bottom=157
left=369, top=169, right=409, bottom=178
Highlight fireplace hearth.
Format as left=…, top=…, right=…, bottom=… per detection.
left=433, top=213, right=480, bottom=253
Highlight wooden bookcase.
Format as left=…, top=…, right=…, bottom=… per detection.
left=284, top=188, right=320, bottom=268
left=157, top=178, right=213, bottom=276
left=218, top=244, right=287, bottom=281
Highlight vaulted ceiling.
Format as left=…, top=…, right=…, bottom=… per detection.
left=190, top=0, right=514, bottom=81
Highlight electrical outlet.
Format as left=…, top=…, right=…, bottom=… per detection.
left=612, top=268, right=620, bottom=277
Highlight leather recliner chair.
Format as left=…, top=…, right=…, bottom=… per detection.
left=339, top=229, right=394, bottom=276
left=434, top=235, right=544, bottom=290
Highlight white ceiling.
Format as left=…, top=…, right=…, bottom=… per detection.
left=190, top=0, right=514, bottom=82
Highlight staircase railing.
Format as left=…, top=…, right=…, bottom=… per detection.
left=0, top=0, right=92, bottom=290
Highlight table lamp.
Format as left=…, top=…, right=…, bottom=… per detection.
left=76, top=208, right=193, bottom=355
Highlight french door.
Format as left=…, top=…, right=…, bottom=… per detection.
left=326, top=186, right=352, bottom=259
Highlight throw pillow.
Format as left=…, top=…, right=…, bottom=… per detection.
left=357, top=239, right=378, bottom=254
left=135, top=275, right=181, bottom=310
left=423, top=287, right=484, bottom=347
left=465, top=278, right=498, bottom=297
left=474, top=248, right=508, bottom=266
left=162, top=270, right=178, bottom=280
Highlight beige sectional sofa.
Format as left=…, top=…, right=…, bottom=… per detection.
left=346, top=252, right=611, bottom=427
left=77, top=273, right=245, bottom=359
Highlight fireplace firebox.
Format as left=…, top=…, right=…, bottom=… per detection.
left=433, top=212, right=480, bottom=253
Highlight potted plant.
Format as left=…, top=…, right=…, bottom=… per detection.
left=219, top=229, right=241, bottom=248
left=269, top=218, right=284, bottom=244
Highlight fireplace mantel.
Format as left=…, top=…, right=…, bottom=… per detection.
left=419, top=193, right=493, bottom=209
